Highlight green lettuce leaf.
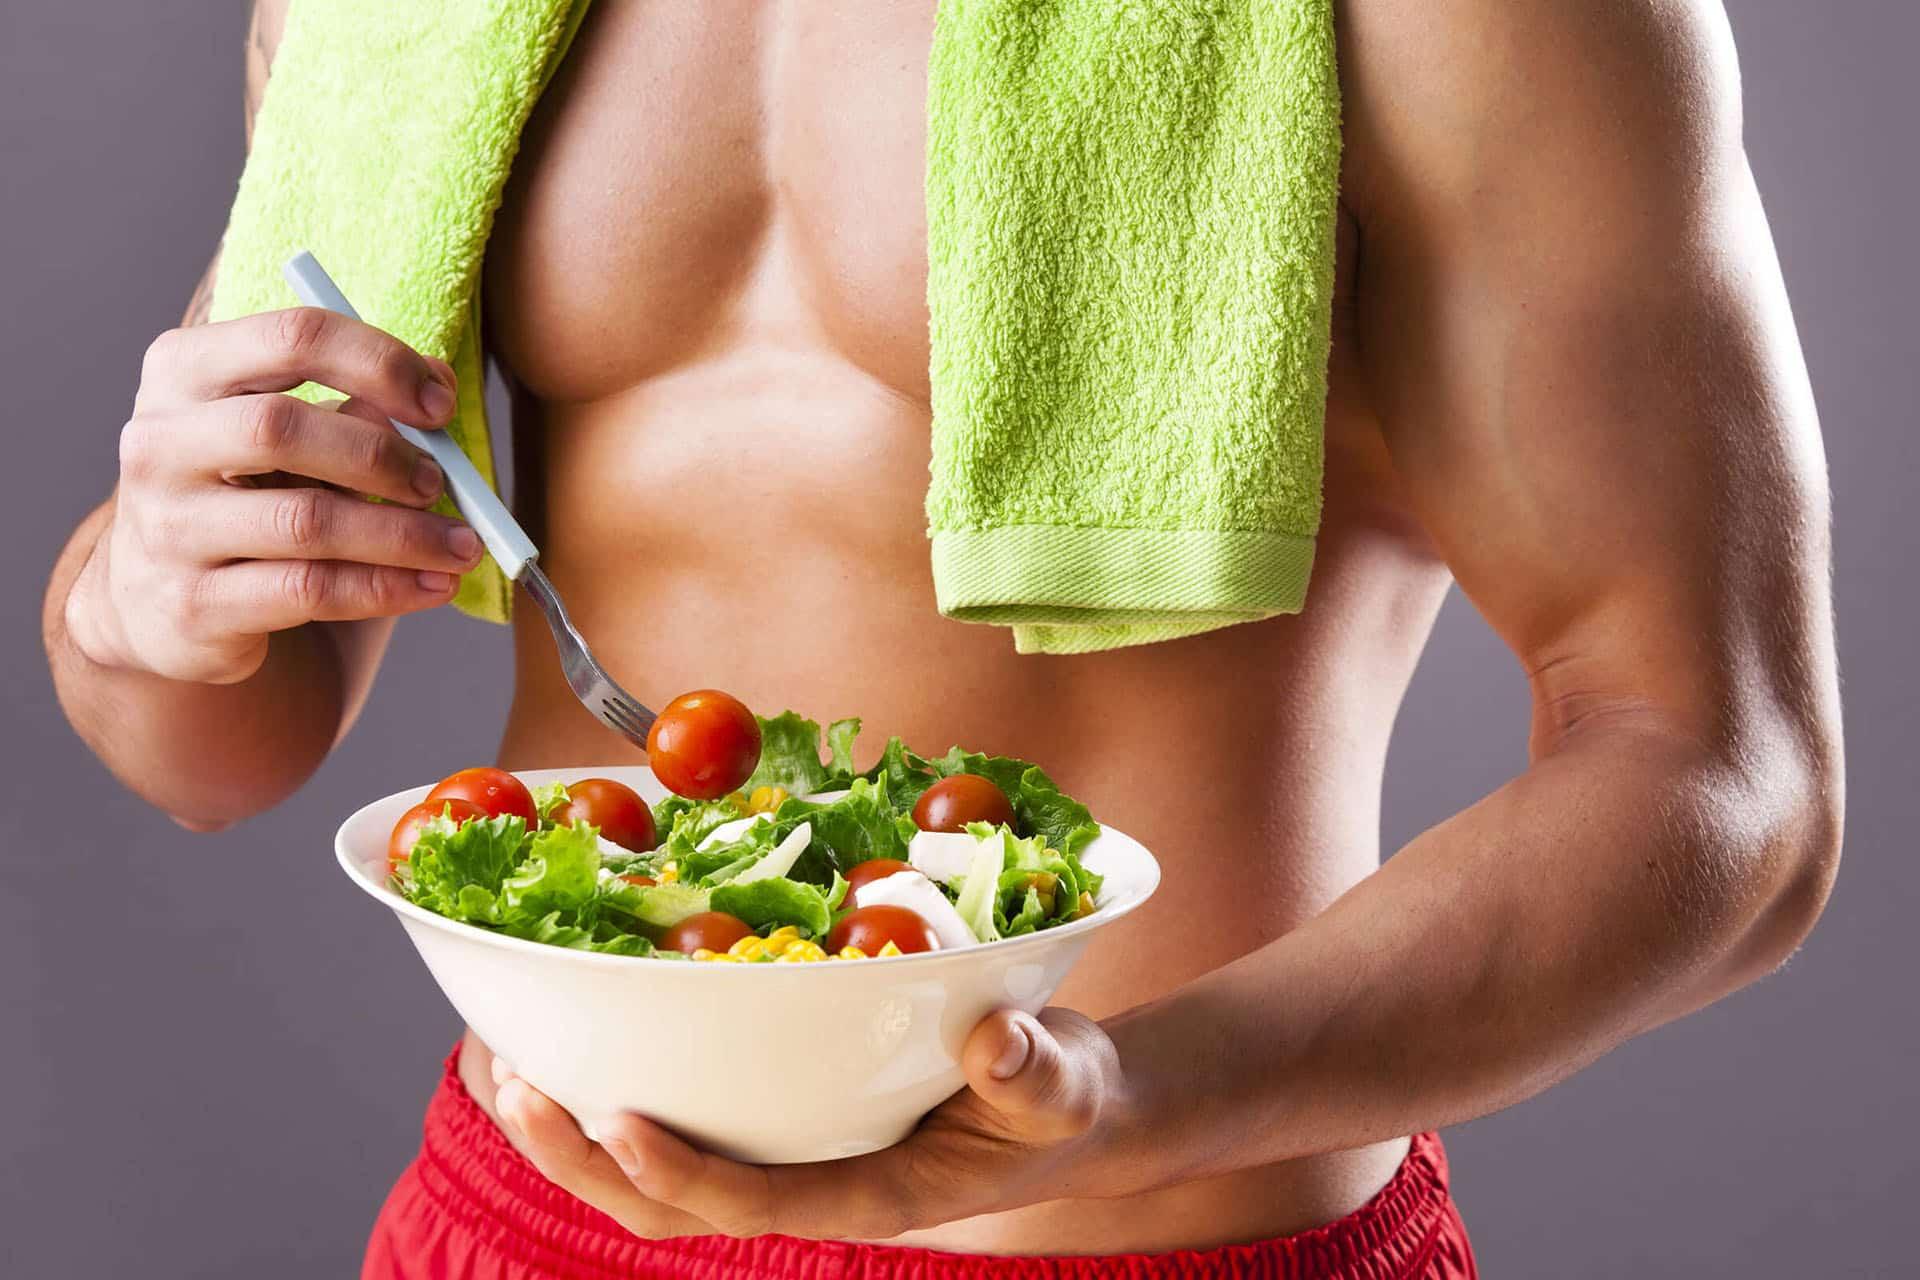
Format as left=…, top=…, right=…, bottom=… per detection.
left=865, top=737, right=941, bottom=810
left=862, top=743, right=1100, bottom=857
left=769, top=777, right=912, bottom=882
left=1000, top=886, right=1049, bottom=937
left=531, top=781, right=571, bottom=823
left=679, top=820, right=781, bottom=886
left=406, top=810, right=663, bottom=953
left=406, top=813, right=531, bottom=923
left=600, top=880, right=712, bottom=930
left=825, top=717, right=862, bottom=776
left=520, top=911, right=656, bottom=955
left=499, top=823, right=601, bottom=923
left=651, top=792, right=745, bottom=843
left=743, top=711, right=861, bottom=797
left=709, top=877, right=834, bottom=937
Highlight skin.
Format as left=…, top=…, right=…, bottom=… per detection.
left=43, top=0, right=1842, bottom=1259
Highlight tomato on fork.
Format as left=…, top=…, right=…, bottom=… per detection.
left=646, top=690, right=762, bottom=800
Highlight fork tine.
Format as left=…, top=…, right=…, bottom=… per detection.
left=605, top=692, right=652, bottom=726
left=599, top=696, right=652, bottom=740
left=517, top=561, right=659, bottom=744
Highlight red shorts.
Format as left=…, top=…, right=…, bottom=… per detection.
left=363, top=1048, right=1476, bottom=1279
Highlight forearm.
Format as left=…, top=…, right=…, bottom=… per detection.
left=44, top=499, right=350, bottom=829
left=1100, top=719, right=1838, bottom=1187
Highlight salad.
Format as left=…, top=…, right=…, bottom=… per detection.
left=387, top=690, right=1103, bottom=962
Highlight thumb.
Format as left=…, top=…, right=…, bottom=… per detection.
left=961, top=1008, right=1113, bottom=1143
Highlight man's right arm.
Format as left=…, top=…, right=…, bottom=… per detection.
left=42, top=4, right=481, bottom=830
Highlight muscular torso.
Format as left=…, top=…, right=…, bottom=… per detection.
left=466, top=0, right=1451, bottom=1253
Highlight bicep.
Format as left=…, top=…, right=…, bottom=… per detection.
left=1343, top=0, right=1833, bottom=760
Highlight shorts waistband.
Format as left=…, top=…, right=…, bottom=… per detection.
left=409, top=1045, right=1460, bottom=1279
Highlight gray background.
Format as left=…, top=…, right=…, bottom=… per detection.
left=3, top=3, right=1914, bottom=1276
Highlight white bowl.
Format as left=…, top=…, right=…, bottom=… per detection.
left=336, top=765, right=1159, bottom=1163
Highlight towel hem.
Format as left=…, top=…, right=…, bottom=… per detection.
left=931, top=524, right=1315, bottom=654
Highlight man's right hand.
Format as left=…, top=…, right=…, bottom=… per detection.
left=65, top=307, right=484, bottom=685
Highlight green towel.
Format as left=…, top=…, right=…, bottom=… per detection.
left=210, top=0, right=592, bottom=622
left=927, top=0, right=1341, bottom=653
left=212, top=0, right=1342, bottom=652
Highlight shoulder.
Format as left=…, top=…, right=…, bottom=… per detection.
left=1335, top=0, right=1744, bottom=228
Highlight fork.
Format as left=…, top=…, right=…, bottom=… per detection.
left=282, top=251, right=658, bottom=746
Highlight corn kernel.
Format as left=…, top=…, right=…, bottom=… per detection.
left=723, top=791, right=749, bottom=813
left=747, top=785, right=790, bottom=815
left=877, top=940, right=903, bottom=957
left=660, top=863, right=679, bottom=884
left=691, top=948, right=717, bottom=961
left=766, top=925, right=801, bottom=944
left=837, top=945, right=868, bottom=960
left=728, top=936, right=768, bottom=959
left=1077, top=892, right=1096, bottom=917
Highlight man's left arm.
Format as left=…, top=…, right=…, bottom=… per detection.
left=490, top=0, right=1843, bottom=1234
left=1090, top=0, right=1844, bottom=1185
left=1099, top=0, right=1843, bottom=1178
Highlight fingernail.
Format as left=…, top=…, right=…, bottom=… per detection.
left=602, top=1138, right=642, bottom=1177
left=489, top=1056, right=513, bottom=1087
left=447, top=525, right=482, bottom=564
left=419, top=375, right=456, bottom=420
left=991, top=1022, right=1032, bottom=1080
left=411, top=457, right=443, bottom=500
left=417, top=570, right=454, bottom=593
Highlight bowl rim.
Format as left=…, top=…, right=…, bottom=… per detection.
left=335, top=766, right=1161, bottom=975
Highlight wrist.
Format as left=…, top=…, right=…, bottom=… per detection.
left=61, top=529, right=136, bottom=671
left=1063, top=1011, right=1190, bottom=1200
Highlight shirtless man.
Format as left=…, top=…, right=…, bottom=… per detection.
left=43, top=1, right=1842, bottom=1275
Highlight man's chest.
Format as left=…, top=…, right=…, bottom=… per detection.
left=482, top=0, right=1395, bottom=529
left=485, top=0, right=937, bottom=405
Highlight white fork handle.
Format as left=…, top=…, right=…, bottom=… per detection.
left=281, top=251, right=538, bottom=580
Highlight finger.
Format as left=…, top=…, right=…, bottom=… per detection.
left=494, top=1077, right=716, bottom=1240
left=140, top=308, right=457, bottom=426
left=959, top=1009, right=1110, bottom=1144
left=599, top=1113, right=916, bottom=1241
left=495, top=1077, right=596, bottom=1170
left=175, top=395, right=445, bottom=505
left=196, top=558, right=460, bottom=631
left=333, top=394, right=400, bottom=429
left=200, top=486, right=482, bottom=572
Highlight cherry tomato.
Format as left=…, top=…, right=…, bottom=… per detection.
left=426, top=767, right=537, bottom=824
left=661, top=911, right=756, bottom=955
left=646, top=690, right=762, bottom=800
left=619, top=873, right=658, bottom=888
left=843, top=858, right=920, bottom=906
left=826, top=904, right=941, bottom=955
left=553, top=777, right=656, bottom=851
left=387, top=798, right=487, bottom=872
left=912, top=774, right=1015, bottom=833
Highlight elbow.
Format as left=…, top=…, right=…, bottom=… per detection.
left=1713, top=739, right=1844, bottom=987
